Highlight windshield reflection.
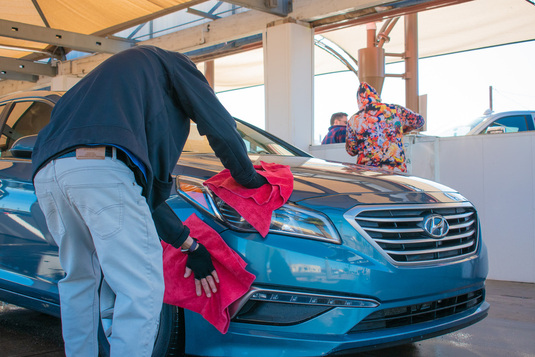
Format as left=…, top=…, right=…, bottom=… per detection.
left=183, top=120, right=298, bottom=156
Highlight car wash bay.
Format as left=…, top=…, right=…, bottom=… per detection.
left=1, top=1, right=534, bottom=356
left=1, top=280, right=534, bottom=357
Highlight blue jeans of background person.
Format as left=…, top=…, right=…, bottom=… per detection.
left=34, top=155, right=164, bottom=357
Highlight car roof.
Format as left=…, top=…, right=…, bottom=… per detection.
left=485, top=110, right=535, bottom=118
left=0, top=90, right=65, bottom=104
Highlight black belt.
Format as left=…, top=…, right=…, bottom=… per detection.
left=57, top=146, right=129, bottom=164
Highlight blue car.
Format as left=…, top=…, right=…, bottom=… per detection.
left=0, top=91, right=488, bottom=356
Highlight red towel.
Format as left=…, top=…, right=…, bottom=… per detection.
left=161, top=213, right=256, bottom=334
left=203, top=161, right=293, bottom=237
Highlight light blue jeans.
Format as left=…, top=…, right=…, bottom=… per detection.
left=34, top=155, right=164, bottom=357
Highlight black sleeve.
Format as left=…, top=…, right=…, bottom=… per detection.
left=168, top=53, right=261, bottom=187
left=243, top=172, right=269, bottom=188
left=152, top=202, right=190, bottom=248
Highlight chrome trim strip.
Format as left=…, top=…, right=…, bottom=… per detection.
left=356, top=216, right=424, bottom=223
left=360, top=220, right=474, bottom=233
left=374, top=229, right=475, bottom=244
left=444, top=212, right=474, bottom=220
left=385, top=241, right=475, bottom=255
left=363, top=227, right=423, bottom=233
left=449, top=219, right=475, bottom=229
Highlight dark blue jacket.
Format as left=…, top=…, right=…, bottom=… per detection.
left=32, top=45, right=263, bottom=247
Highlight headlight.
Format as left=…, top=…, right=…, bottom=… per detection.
left=176, top=176, right=341, bottom=244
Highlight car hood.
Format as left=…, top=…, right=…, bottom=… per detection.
left=176, top=154, right=463, bottom=204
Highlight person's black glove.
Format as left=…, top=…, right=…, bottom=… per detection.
left=185, top=242, right=215, bottom=280
left=243, top=172, right=268, bottom=189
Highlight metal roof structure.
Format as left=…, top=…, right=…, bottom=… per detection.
left=0, top=0, right=533, bottom=90
left=203, top=0, right=535, bottom=92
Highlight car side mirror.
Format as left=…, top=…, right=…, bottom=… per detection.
left=485, top=126, right=505, bottom=134
left=10, top=134, right=38, bottom=158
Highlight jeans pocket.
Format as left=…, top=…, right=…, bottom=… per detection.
left=35, top=191, right=66, bottom=237
left=67, top=184, right=124, bottom=239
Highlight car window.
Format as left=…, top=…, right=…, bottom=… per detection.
left=481, top=115, right=530, bottom=134
left=183, top=121, right=297, bottom=156
left=0, top=101, right=52, bottom=153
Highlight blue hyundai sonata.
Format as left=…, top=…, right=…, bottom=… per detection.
left=0, top=91, right=488, bottom=356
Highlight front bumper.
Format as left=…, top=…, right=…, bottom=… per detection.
left=184, top=286, right=489, bottom=356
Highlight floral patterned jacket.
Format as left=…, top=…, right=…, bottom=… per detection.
left=346, top=82, right=425, bottom=172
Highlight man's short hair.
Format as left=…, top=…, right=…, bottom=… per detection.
left=330, top=112, right=348, bottom=126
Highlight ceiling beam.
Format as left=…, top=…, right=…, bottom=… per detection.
left=31, top=0, right=51, bottom=28
left=0, top=20, right=134, bottom=54
left=0, top=70, right=38, bottom=83
left=224, top=0, right=292, bottom=17
left=313, top=0, right=470, bottom=33
left=142, top=0, right=409, bottom=55
left=187, top=8, right=221, bottom=20
left=0, top=56, right=57, bottom=77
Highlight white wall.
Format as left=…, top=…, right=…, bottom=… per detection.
left=310, top=132, right=535, bottom=283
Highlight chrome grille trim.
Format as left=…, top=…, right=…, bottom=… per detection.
left=374, top=229, right=475, bottom=245
left=386, top=241, right=475, bottom=256
left=344, top=202, right=479, bottom=265
left=360, top=216, right=424, bottom=223
left=445, top=212, right=474, bottom=220
left=449, top=220, right=475, bottom=229
left=364, top=227, right=423, bottom=233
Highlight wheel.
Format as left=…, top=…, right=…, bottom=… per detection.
left=151, top=304, right=185, bottom=357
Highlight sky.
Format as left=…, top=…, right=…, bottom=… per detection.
left=217, top=40, right=535, bottom=144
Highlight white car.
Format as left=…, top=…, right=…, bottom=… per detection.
left=438, top=110, right=535, bottom=136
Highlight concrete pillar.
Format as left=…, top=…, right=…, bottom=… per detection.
left=263, top=19, right=314, bottom=151
left=51, top=75, right=80, bottom=91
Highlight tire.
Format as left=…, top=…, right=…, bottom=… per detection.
left=98, top=303, right=185, bottom=357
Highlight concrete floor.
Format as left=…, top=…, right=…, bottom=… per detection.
left=1, top=280, right=534, bottom=357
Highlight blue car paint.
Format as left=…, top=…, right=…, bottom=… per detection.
left=164, top=191, right=488, bottom=356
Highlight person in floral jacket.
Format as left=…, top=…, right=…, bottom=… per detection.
left=346, top=82, right=425, bottom=172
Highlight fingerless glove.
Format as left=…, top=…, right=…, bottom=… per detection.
left=185, top=242, right=215, bottom=279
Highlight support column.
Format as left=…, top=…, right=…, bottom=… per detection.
left=404, top=13, right=419, bottom=112
left=263, top=19, right=314, bottom=151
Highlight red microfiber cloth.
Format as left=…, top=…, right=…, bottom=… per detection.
left=203, top=161, right=294, bottom=237
left=161, top=213, right=256, bottom=334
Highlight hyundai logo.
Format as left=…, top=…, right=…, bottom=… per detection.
left=422, top=214, right=449, bottom=238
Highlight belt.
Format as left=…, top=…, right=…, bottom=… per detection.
left=57, top=146, right=129, bottom=164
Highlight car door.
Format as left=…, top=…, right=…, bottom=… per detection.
left=0, top=98, right=62, bottom=303
left=481, top=114, right=535, bottom=134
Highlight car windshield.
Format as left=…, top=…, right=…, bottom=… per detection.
left=436, top=115, right=489, bottom=137
left=183, top=120, right=301, bottom=156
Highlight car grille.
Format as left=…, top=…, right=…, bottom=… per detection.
left=348, top=203, right=479, bottom=264
left=349, top=289, right=485, bottom=333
